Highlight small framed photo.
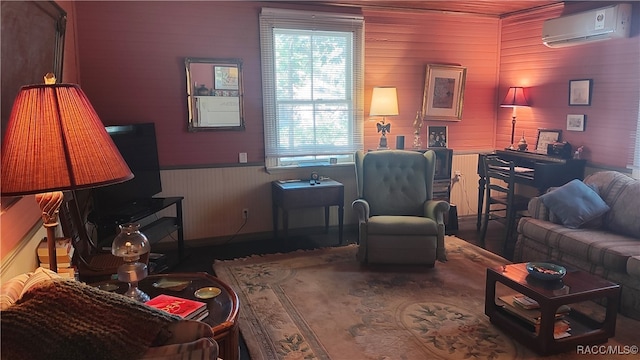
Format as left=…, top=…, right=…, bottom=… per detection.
left=535, top=129, right=562, bottom=154
left=422, top=64, right=467, bottom=121
left=427, top=125, right=448, bottom=148
left=566, top=114, right=585, bottom=131
left=569, top=79, right=592, bottom=106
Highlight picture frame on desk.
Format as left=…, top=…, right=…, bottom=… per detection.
left=427, top=125, right=448, bottom=148
left=535, top=129, right=562, bottom=154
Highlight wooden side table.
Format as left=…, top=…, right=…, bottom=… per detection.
left=93, top=272, right=240, bottom=360
left=485, top=263, right=620, bottom=356
left=272, top=179, right=344, bottom=244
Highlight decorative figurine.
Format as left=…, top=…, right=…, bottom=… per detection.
left=517, top=132, right=528, bottom=151
left=412, top=110, right=423, bottom=149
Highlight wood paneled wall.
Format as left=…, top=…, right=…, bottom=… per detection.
left=498, top=3, right=640, bottom=169
left=363, top=9, right=500, bottom=151
left=74, top=1, right=503, bottom=167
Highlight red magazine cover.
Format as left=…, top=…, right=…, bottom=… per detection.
left=145, top=294, right=207, bottom=319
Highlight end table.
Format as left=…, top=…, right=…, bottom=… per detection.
left=92, top=272, right=239, bottom=360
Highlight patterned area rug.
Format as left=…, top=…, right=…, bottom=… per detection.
left=213, top=236, right=639, bottom=360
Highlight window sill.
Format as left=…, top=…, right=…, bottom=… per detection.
left=265, top=162, right=354, bottom=175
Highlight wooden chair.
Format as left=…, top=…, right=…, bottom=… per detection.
left=479, top=156, right=530, bottom=258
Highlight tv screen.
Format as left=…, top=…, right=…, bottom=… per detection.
left=91, top=123, right=162, bottom=214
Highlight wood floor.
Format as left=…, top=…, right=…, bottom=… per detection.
left=161, top=215, right=509, bottom=276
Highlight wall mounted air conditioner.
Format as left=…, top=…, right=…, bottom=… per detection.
left=542, top=3, right=632, bottom=48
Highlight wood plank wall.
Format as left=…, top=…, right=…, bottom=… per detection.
left=498, top=3, right=640, bottom=169
left=362, top=8, right=500, bottom=152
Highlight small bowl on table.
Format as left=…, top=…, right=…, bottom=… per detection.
left=526, top=262, right=567, bottom=281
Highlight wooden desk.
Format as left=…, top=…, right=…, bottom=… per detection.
left=272, top=179, right=344, bottom=244
left=93, top=272, right=240, bottom=360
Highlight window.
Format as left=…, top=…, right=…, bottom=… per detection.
left=260, top=8, right=364, bottom=169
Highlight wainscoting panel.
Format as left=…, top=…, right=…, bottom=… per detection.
left=158, top=153, right=480, bottom=245
left=159, top=165, right=358, bottom=244
left=450, top=153, right=481, bottom=218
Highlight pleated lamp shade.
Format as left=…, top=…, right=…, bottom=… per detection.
left=1, top=82, right=133, bottom=196
left=500, top=87, right=529, bottom=107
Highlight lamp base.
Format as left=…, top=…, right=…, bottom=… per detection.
left=124, top=284, right=151, bottom=302
left=118, top=262, right=150, bottom=302
left=378, top=133, right=388, bottom=149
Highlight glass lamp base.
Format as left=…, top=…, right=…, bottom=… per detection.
left=123, top=285, right=150, bottom=302
left=118, top=262, right=150, bottom=302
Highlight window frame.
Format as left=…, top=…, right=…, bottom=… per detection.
left=259, top=7, right=365, bottom=170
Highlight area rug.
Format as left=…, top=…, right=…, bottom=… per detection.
left=213, top=236, right=639, bottom=360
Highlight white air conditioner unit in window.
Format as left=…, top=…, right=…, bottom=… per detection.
left=542, top=3, right=632, bottom=48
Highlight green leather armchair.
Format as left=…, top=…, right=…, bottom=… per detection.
left=352, top=150, right=450, bottom=265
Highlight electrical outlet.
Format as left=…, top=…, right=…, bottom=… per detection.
left=242, top=208, right=249, bottom=219
left=454, top=170, right=462, bottom=176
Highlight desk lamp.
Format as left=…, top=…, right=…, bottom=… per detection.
left=1, top=74, right=133, bottom=273
left=370, top=87, right=399, bottom=149
left=500, top=87, right=530, bottom=150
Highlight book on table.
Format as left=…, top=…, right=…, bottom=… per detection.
left=37, top=237, right=73, bottom=257
left=497, top=294, right=571, bottom=339
left=145, top=294, right=209, bottom=320
left=38, top=246, right=75, bottom=264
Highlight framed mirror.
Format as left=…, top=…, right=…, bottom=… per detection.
left=185, top=57, right=244, bottom=131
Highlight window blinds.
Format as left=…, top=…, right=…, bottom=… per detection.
left=260, top=7, right=364, bottom=168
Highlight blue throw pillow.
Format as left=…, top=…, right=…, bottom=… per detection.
left=539, top=179, right=610, bottom=229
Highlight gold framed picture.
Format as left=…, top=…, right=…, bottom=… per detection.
left=422, top=64, right=467, bottom=121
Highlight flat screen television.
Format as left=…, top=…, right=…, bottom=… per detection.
left=91, top=123, right=162, bottom=215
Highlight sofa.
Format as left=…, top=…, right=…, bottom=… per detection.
left=514, top=171, right=640, bottom=320
left=0, top=268, right=220, bottom=360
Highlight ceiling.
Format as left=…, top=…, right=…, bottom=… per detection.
left=305, top=1, right=562, bottom=17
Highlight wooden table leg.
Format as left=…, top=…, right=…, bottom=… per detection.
left=338, top=205, right=344, bottom=244
left=324, top=206, right=330, bottom=233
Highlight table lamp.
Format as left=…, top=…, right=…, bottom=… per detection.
left=500, top=87, right=530, bottom=150
left=370, top=87, right=399, bottom=149
left=1, top=74, right=133, bottom=273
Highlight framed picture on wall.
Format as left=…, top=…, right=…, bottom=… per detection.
left=569, top=79, right=592, bottom=106
left=427, top=125, right=448, bottom=148
left=214, top=65, right=239, bottom=90
left=422, top=64, right=467, bottom=121
left=566, top=114, right=585, bottom=131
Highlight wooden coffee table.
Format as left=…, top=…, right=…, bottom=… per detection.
left=485, top=263, right=620, bottom=355
left=93, top=272, right=239, bottom=360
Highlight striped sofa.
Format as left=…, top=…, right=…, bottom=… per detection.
left=514, top=171, right=640, bottom=320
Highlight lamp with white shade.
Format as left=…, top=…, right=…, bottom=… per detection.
left=370, top=86, right=399, bottom=149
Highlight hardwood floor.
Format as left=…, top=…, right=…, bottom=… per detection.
left=160, top=215, right=509, bottom=274
left=158, top=215, right=509, bottom=360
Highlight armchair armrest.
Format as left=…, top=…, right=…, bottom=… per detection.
left=424, top=200, right=450, bottom=262
left=424, top=200, right=450, bottom=222
left=352, top=199, right=370, bottom=223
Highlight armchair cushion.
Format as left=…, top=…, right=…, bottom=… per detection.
left=539, top=179, right=610, bottom=229
left=367, top=216, right=438, bottom=235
